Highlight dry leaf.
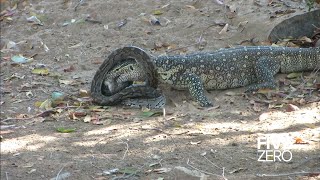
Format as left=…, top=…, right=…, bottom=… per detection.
left=63, top=65, right=75, bottom=72
left=286, top=104, right=300, bottom=112
left=253, top=102, right=262, bottom=112
left=294, top=137, right=309, bottom=144
left=83, top=115, right=91, bottom=123
left=219, top=23, right=228, bottom=35
left=190, top=141, right=201, bottom=145
left=185, top=5, right=196, bottom=9
left=31, top=68, right=49, bottom=75
left=153, top=168, right=172, bottom=174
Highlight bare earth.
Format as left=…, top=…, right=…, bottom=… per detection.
left=1, top=0, right=320, bottom=179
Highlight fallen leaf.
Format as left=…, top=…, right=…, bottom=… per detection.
left=286, top=104, right=300, bottom=112
left=27, top=169, right=36, bottom=174
left=268, top=103, right=284, bottom=109
left=149, top=162, right=161, bottom=167
left=11, top=55, right=32, bottom=64
left=56, top=127, right=76, bottom=133
left=219, top=23, right=228, bottom=35
left=215, top=0, right=224, bottom=5
left=153, top=168, right=172, bottom=174
left=190, top=141, right=201, bottom=145
left=200, top=152, right=207, bottom=156
left=83, top=115, right=91, bottom=123
left=206, top=105, right=220, bottom=111
left=225, top=91, right=236, bottom=96
left=253, top=102, right=262, bottom=112
left=89, top=106, right=108, bottom=112
left=103, top=168, right=119, bottom=175
left=229, top=168, right=246, bottom=174
left=63, top=65, right=75, bottom=72
left=32, top=68, right=49, bottom=75
left=287, top=72, right=302, bottom=79
left=152, top=10, right=163, bottom=15
left=51, top=91, right=65, bottom=101
left=257, top=88, right=273, bottom=94
left=27, top=16, right=43, bottom=25
left=117, top=19, right=127, bottom=29
left=294, top=137, right=309, bottom=144
left=150, top=15, right=161, bottom=25
left=140, top=111, right=162, bottom=117
left=58, top=79, right=80, bottom=85
left=185, top=5, right=196, bottom=9
left=39, top=99, right=52, bottom=110
left=79, top=89, right=89, bottom=97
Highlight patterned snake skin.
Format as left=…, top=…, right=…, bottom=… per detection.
left=90, top=46, right=163, bottom=108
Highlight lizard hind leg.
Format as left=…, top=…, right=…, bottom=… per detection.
left=180, top=72, right=213, bottom=107
left=245, top=56, right=281, bottom=92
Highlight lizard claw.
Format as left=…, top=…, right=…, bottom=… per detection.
left=200, top=101, right=213, bottom=107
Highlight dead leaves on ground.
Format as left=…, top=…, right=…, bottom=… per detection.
left=246, top=72, right=319, bottom=112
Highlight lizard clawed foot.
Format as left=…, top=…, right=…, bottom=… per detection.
left=245, top=83, right=276, bottom=93
left=199, top=100, right=213, bottom=107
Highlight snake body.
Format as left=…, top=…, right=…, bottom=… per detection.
left=90, top=46, right=161, bottom=106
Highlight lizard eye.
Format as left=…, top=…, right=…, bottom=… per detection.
left=129, top=65, right=134, bottom=70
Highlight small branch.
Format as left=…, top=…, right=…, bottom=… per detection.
left=85, top=18, right=102, bottom=24
left=256, top=171, right=320, bottom=177
left=1, top=106, right=81, bottom=123
left=120, top=141, right=129, bottom=160
left=74, top=0, right=85, bottom=11
left=203, top=155, right=222, bottom=169
left=55, top=165, right=66, bottom=180
left=187, top=158, right=226, bottom=179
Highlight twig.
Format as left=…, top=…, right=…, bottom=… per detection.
left=55, top=165, right=66, bottom=180
left=256, top=171, right=320, bottom=177
left=222, top=167, right=226, bottom=179
left=5, top=172, right=9, bottom=180
left=74, top=0, right=85, bottom=11
left=85, top=18, right=102, bottom=24
left=162, top=107, right=166, bottom=119
left=1, top=105, right=81, bottom=122
left=120, top=141, right=129, bottom=160
left=203, top=155, right=221, bottom=169
left=187, top=158, right=225, bottom=178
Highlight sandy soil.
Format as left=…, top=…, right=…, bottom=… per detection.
left=1, top=0, right=320, bottom=179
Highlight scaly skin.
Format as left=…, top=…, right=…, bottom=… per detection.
left=100, top=46, right=319, bottom=107
left=153, top=46, right=319, bottom=106
left=103, top=60, right=145, bottom=95
left=90, top=46, right=160, bottom=106
left=102, top=60, right=166, bottom=109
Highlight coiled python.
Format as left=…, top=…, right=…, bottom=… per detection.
left=90, top=46, right=166, bottom=109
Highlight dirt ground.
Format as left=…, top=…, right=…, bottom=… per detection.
left=1, top=0, right=320, bottom=179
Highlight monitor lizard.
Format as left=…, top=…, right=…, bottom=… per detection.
left=92, top=46, right=320, bottom=107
